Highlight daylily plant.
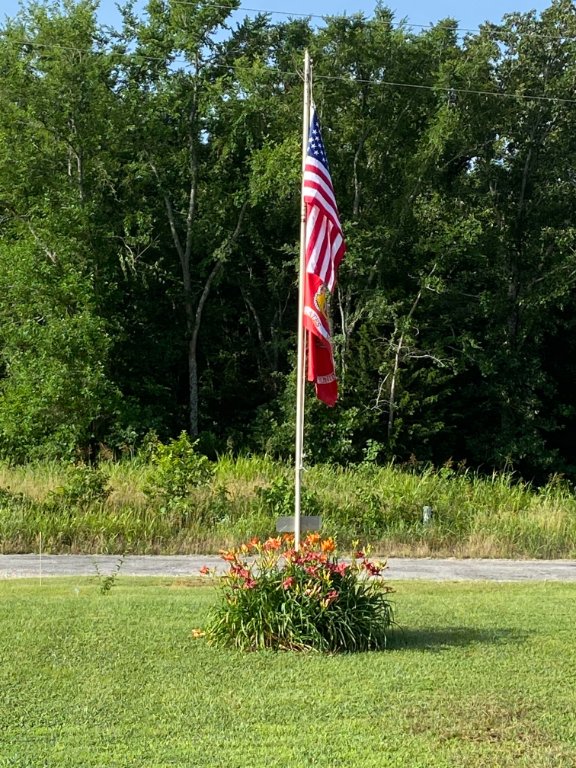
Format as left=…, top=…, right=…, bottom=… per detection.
left=204, top=534, right=394, bottom=652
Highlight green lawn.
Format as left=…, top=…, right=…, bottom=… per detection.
left=1, top=579, right=575, bottom=767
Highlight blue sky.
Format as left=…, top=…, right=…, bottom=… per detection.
left=1, top=0, right=552, bottom=32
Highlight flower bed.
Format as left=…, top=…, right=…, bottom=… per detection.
left=204, top=533, right=395, bottom=652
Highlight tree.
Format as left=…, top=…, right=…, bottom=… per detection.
left=0, top=0, right=122, bottom=459
left=421, top=0, right=576, bottom=474
left=115, top=0, right=269, bottom=438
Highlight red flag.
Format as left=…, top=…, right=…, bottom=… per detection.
left=302, top=108, right=346, bottom=406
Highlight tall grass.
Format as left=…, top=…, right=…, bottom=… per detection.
left=1, top=457, right=575, bottom=557
left=0, top=460, right=67, bottom=501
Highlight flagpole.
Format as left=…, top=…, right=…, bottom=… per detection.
left=295, top=50, right=312, bottom=551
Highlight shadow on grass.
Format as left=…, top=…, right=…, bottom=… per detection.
left=387, top=625, right=530, bottom=652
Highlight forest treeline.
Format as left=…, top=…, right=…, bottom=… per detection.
left=1, top=0, right=576, bottom=480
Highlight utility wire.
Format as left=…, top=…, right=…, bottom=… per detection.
left=5, top=36, right=576, bottom=105
left=4, top=9, right=576, bottom=107
left=314, top=74, right=576, bottom=105
left=3, top=0, right=575, bottom=40
left=168, top=0, right=556, bottom=37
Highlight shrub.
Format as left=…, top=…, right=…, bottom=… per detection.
left=0, top=486, right=30, bottom=510
left=47, top=464, right=110, bottom=507
left=144, top=432, right=214, bottom=513
left=205, top=534, right=394, bottom=652
left=256, top=475, right=321, bottom=518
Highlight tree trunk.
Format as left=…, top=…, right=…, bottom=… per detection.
left=187, top=260, right=222, bottom=437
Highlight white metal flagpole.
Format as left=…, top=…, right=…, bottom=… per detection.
left=294, top=50, right=312, bottom=551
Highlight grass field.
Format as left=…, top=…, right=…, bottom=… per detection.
left=1, top=456, right=576, bottom=558
left=1, top=578, right=575, bottom=767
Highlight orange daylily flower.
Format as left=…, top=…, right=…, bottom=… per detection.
left=321, top=537, right=336, bottom=553
left=283, top=548, right=296, bottom=560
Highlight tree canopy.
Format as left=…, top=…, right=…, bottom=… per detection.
left=2, top=0, right=576, bottom=480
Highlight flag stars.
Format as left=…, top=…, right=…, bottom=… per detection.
left=307, top=113, right=329, bottom=167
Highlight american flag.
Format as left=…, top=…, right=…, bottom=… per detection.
left=304, top=109, right=346, bottom=290
left=302, top=107, right=346, bottom=406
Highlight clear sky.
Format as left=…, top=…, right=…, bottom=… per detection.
left=1, top=0, right=552, bottom=33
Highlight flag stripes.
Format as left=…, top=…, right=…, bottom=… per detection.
left=301, top=107, right=346, bottom=407
left=303, top=118, right=346, bottom=292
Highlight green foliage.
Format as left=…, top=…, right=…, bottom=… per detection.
left=0, top=2, right=125, bottom=461
left=256, top=475, right=321, bottom=518
left=0, top=242, right=120, bottom=461
left=144, top=432, right=214, bottom=513
left=206, top=534, right=394, bottom=652
left=47, top=464, right=110, bottom=508
left=2, top=1, right=576, bottom=477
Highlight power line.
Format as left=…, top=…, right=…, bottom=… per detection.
left=170, top=1, right=576, bottom=41
left=3, top=0, right=570, bottom=40
left=4, top=21, right=576, bottom=106
left=7, top=38, right=576, bottom=105
left=167, top=1, right=532, bottom=36
left=314, top=74, right=576, bottom=105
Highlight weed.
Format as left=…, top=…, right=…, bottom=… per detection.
left=256, top=475, right=321, bottom=517
left=93, top=555, right=125, bottom=594
left=1, top=456, right=576, bottom=558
